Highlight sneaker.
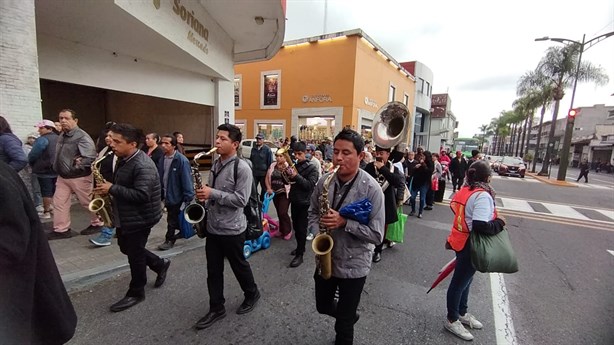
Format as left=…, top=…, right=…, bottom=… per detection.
left=89, top=228, right=114, bottom=247
left=306, top=233, right=314, bottom=241
left=36, top=205, right=44, bottom=213
left=47, top=229, right=74, bottom=240
left=386, top=241, right=396, bottom=248
left=409, top=211, right=415, bottom=216
left=80, top=225, right=103, bottom=235
left=424, top=206, right=433, bottom=210
left=417, top=213, right=423, bottom=218
left=158, top=240, right=175, bottom=251
left=444, top=320, right=474, bottom=341
left=459, top=313, right=483, bottom=329
left=39, top=211, right=52, bottom=219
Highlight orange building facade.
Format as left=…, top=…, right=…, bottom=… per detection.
left=234, top=29, right=416, bottom=143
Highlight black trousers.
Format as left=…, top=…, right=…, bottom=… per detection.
left=165, top=203, right=181, bottom=241
left=117, top=227, right=164, bottom=297
left=314, top=271, right=366, bottom=345
left=206, top=233, right=258, bottom=312
left=254, top=175, right=267, bottom=201
left=451, top=173, right=463, bottom=191
left=577, top=171, right=589, bottom=182
left=374, top=224, right=389, bottom=254
left=291, top=203, right=309, bottom=255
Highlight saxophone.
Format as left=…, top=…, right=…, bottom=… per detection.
left=312, top=165, right=339, bottom=279
left=184, top=147, right=217, bottom=238
left=88, top=151, right=114, bottom=227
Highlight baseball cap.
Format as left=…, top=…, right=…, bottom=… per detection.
left=35, top=119, right=55, bottom=128
left=255, top=133, right=264, bottom=139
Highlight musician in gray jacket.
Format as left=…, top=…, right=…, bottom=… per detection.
left=308, top=129, right=385, bottom=345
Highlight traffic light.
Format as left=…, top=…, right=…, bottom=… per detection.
left=568, top=108, right=578, bottom=118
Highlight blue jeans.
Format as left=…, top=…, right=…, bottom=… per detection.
left=446, top=241, right=476, bottom=322
left=410, top=184, right=428, bottom=213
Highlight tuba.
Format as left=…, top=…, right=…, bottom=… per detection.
left=372, top=101, right=410, bottom=190
left=88, top=151, right=114, bottom=227
left=312, top=165, right=339, bottom=280
left=185, top=147, right=217, bottom=238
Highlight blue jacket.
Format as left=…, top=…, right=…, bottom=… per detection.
left=0, top=133, right=27, bottom=172
left=157, top=152, right=194, bottom=206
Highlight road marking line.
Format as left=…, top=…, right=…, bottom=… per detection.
left=596, top=209, right=614, bottom=221
left=500, top=210, right=614, bottom=232
left=500, top=198, right=534, bottom=213
left=491, top=273, right=518, bottom=345
left=542, top=203, right=590, bottom=220
left=608, top=250, right=614, bottom=257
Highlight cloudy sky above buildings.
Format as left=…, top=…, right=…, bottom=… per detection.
left=284, top=0, right=614, bottom=137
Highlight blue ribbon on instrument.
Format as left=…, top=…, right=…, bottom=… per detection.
left=339, top=198, right=372, bottom=225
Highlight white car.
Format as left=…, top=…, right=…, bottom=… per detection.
left=240, top=139, right=278, bottom=160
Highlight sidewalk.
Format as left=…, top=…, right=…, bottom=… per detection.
left=526, top=172, right=577, bottom=187
left=45, top=171, right=213, bottom=292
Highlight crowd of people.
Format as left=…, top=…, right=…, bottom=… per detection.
left=1, top=111, right=499, bottom=344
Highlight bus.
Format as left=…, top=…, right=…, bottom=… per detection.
left=454, top=138, right=480, bottom=158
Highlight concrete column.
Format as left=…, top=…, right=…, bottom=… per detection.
left=0, top=0, right=43, bottom=140
left=213, top=78, right=234, bottom=140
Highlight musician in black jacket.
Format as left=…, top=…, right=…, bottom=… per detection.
left=363, top=145, right=405, bottom=263
left=93, top=123, right=170, bottom=312
left=287, top=141, right=320, bottom=267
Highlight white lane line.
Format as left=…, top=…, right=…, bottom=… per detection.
left=499, top=198, right=534, bottom=213
left=596, top=209, right=614, bottom=221
left=542, top=203, right=590, bottom=220
left=607, top=250, right=614, bottom=257
left=491, top=273, right=518, bottom=345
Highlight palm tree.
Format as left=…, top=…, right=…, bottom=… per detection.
left=517, top=70, right=554, bottom=172
left=531, top=44, right=608, bottom=175
left=478, top=124, right=491, bottom=152
left=512, top=93, right=541, bottom=159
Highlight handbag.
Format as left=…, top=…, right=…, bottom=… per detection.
left=385, top=207, right=408, bottom=243
left=431, top=176, right=439, bottom=191
left=470, top=227, right=518, bottom=273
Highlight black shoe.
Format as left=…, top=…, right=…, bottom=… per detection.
left=290, top=249, right=297, bottom=256
left=195, top=309, right=226, bottom=330
left=409, top=211, right=415, bottom=216
left=290, top=255, right=303, bottom=268
left=154, top=258, right=171, bottom=288
left=354, top=312, right=361, bottom=324
left=158, top=240, right=175, bottom=251
left=236, top=289, right=260, bottom=314
left=47, top=229, right=74, bottom=240
left=109, top=296, right=144, bottom=312
left=80, top=225, right=102, bottom=235
left=424, top=206, right=433, bottom=210
left=372, top=252, right=381, bottom=263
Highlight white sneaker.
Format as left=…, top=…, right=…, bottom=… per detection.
left=459, top=313, right=483, bottom=329
left=444, top=320, right=474, bottom=341
left=36, top=205, right=44, bottom=213
left=39, top=211, right=52, bottom=219
left=306, top=233, right=314, bottom=241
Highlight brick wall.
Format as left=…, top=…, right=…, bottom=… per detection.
left=0, top=0, right=43, bottom=141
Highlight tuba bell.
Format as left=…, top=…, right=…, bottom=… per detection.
left=372, top=101, right=410, bottom=149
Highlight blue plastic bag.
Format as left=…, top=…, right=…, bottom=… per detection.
left=262, top=192, right=275, bottom=214
left=339, top=198, right=372, bottom=225
left=179, top=208, right=196, bottom=239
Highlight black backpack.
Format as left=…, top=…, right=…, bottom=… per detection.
left=234, top=158, right=263, bottom=240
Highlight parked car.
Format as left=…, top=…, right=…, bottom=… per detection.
left=487, top=155, right=503, bottom=170
left=498, top=156, right=526, bottom=178
left=240, top=139, right=278, bottom=160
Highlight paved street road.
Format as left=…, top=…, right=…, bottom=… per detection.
left=66, top=176, right=614, bottom=345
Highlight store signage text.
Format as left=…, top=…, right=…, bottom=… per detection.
left=172, top=0, right=209, bottom=54
left=364, top=97, right=378, bottom=108
left=302, top=94, right=332, bottom=103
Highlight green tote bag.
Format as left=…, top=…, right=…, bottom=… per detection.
left=470, top=228, right=519, bottom=273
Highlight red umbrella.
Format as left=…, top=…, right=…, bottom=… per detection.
left=426, top=257, right=457, bottom=294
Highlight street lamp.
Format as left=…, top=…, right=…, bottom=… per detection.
left=535, top=31, right=614, bottom=181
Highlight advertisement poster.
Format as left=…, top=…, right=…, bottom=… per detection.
left=263, top=73, right=279, bottom=106
left=234, top=76, right=241, bottom=108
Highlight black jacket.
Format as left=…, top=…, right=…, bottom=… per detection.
left=449, top=157, right=468, bottom=177
left=0, top=161, right=77, bottom=344
left=289, top=159, right=319, bottom=205
left=109, top=150, right=162, bottom=233
left=364, top=161, right=405, bottom=224
left=410, top=162, right=432, bottom=189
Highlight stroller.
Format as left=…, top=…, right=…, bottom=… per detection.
left=262, top=192, right=279, bottom=236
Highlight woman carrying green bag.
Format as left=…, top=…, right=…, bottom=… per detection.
left=443, top=160, right=508, bottom=341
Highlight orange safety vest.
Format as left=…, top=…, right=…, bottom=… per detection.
left=446, top=186, right=497, bottom=251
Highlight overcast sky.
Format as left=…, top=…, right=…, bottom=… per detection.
left=283, top=0, right=614, bottom=137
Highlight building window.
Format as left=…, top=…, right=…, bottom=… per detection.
left=608, top=110, right=614, bottom=118
left=256, top=121, right=285, bottom=140
left=260, top=70, right=281, bottom=109
left=403, top=93, right=409, bottom=106
left=389, top=84, right=396, bottom=102
left=419, top=78, right=425, bottom=94
left=234, top=75, right=242, bottom=109
left=426, top=81, right=431, bottom=96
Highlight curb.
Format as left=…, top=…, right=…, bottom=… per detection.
left=526, top=173, right=578, bottom=187
left=63, top=238, right=206, bottom=292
